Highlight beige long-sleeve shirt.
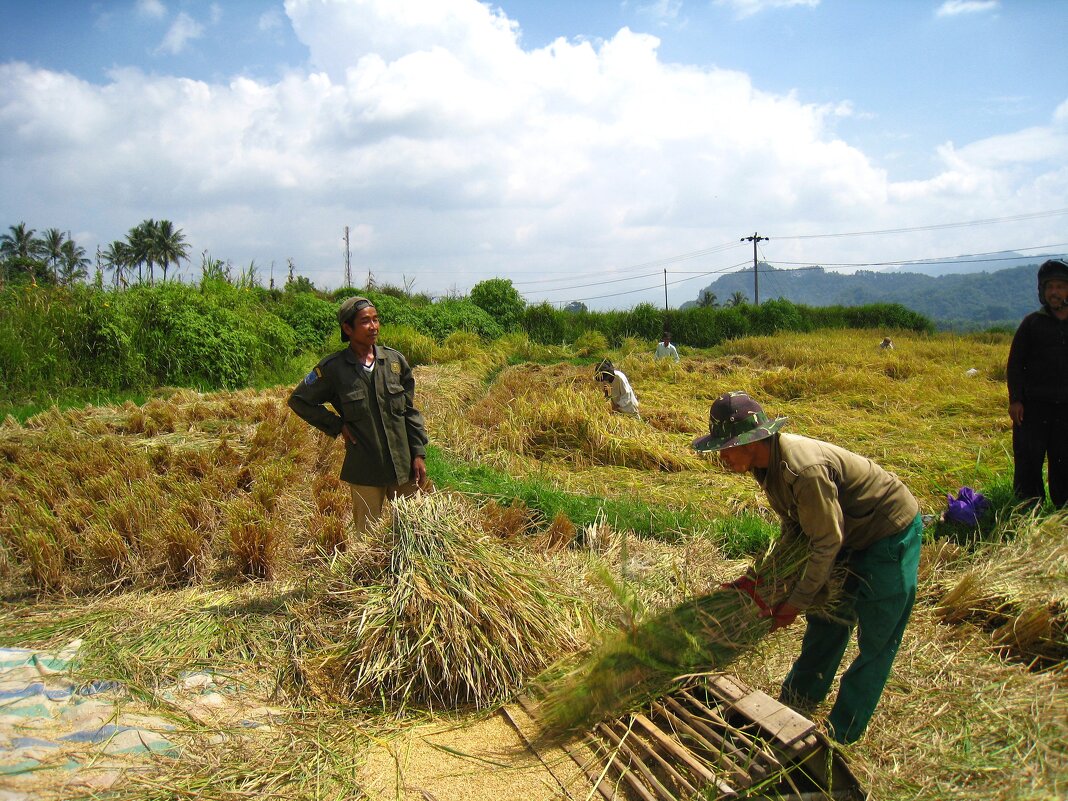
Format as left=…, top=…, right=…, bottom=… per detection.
left=754, top=433, right=919, bottom=610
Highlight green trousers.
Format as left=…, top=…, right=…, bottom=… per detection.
left=780, top=514, right=922, bottom=744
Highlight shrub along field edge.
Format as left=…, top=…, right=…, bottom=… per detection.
left=0, top=282, right=934, bottom=408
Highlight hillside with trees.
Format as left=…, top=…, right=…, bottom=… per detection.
left=688, top=263, right=1045, bottom=330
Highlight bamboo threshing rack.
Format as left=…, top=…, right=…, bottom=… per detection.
left=511, top=673, right=866, bottom=801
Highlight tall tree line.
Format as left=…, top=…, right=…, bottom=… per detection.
left=0, top=219, right=188, bottom=288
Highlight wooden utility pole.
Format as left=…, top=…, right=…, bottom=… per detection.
left=740, top=232, right=769, bottom=304
left=343, top=226, right=352, bottom=288
left=663, top=268, right=670, bottom=330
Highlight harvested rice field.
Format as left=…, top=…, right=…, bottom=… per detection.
left=1, top=329, right=1065, bottom=800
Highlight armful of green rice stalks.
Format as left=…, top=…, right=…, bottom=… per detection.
left=535, top=534, right=838, bottom=740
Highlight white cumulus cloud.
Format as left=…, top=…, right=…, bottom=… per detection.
left=715, top=0, right=819, bottom=20
left=936, top=1, right=999, bottom=18
left=158, top=12, right=205, bottom=55
left=0, top=0, right=1064, bottom=303
left=137, top=0, right=167, bottom=20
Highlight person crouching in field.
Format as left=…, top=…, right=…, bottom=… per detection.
left=693, top=391, right=921, bottom=744
left=594, top=359, right=640, bottom=419
left=288, top=296, right=430, bottom=535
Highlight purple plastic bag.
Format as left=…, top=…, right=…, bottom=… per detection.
left=944, top=486, right=989, bottom=526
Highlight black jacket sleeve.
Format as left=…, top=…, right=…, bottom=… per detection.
left=1006, top=316, right=1031, bottom=404
left=287, top=366, right=344, bottom=438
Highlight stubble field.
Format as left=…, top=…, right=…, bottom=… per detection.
left=1, top=329, right=1064, bottom=800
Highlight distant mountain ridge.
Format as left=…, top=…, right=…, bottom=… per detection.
left=686, top=253, right=1066, bottom=330
left=877, top=251, right=1057, bottom=277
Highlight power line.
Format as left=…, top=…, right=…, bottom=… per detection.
left=516, top=210, right=1068, bottom=295
left=768, top=243, right=1068, bottom=269
left=775, top=208, right=1068, bottom=241
left=518, top=269, right=665, bottom=295
left=257, top=208, right=1068, bottom=286
left=549, top=260, right=751, bottom=306
left=227, top=205, right=1068, bottom=307
left=545, top=240, right=1068, bottom=306
left=510, top=239, right=745, bottom=286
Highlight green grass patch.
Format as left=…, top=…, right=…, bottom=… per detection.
left=426, top=445, right=704, bottom=541
left=708, top=512, right=778, bottom=557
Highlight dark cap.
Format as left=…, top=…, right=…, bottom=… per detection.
left=338, top=296, right=374, bottom=342
left=594, top=358, right=615, bottom=381
left=691, top=391, right=787, bottom=452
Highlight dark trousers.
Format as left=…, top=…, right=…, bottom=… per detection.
left=1012, top=401, right=1068, bottom=509
left=780, top=515, right=922, bottom=744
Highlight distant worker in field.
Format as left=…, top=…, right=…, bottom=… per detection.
left=655, top=332, right=680, bottom=362
left=288, top=296, right=430, bottom=534
left=879, top=337, right=894, bottom=350
left=1007, top=258, right=1068, bottom=509
left=693, top=391, right=921, bottom=744
left=594, top=359, right=640, bottom=418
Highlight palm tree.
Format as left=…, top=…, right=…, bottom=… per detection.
left=126, top=219, right=156, bottom=285
left=101, top=240, right=132, bottom=288
left=697, top=289, right=719, bottom=309
left=0, top=222, right=45, bottom=284
left=727, top=291, right=748, bottom=307
left=153, top=219, right=189, bottom=283
left=0, top=222, right=40, bottom=260
left=40, top=228, right=66, bottom=284
left=58, top=239, right=90, bottom=286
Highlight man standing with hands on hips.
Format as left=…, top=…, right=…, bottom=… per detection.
left=288, top=296, right=430, bottom=535
left=693, top=391, right=922, bottom=745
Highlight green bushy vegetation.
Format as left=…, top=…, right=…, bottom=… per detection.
left=521, top=298, right=931, bottom=349
left=273, top=290, right=336, bottom=353
left=1, top=274, right=936, bottom=409
left=469, top=277, right=525, bottom=331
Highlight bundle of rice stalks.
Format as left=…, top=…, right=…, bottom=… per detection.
left=225, top=495, right=285, bottom=580
left=300, top=492, right=582, bottom=711
left=539, top=510, right=578, bottom=552
left=536, top=533, right=837, bottom=739
left=931, top=510, right=1068, bottom=668
left=479, top=497, right=537, bottom=540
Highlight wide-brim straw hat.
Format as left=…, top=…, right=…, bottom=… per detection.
left=692, top=390, right=787, bottom=452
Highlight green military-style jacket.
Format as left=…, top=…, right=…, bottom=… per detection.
left=287, top=345, right=428, bottom=487
left=755, top=432, right=919, bottom=610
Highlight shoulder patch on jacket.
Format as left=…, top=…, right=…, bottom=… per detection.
left=304, top=366, right=323, bottom=385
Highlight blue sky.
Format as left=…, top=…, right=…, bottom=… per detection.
left=1, top=0, right=1066, bottom=308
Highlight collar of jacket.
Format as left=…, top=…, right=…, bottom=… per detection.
left=342, top=344, right=385, bottom=365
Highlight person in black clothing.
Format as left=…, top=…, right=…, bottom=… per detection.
left=1007, top=258, right=1068, bottom=508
